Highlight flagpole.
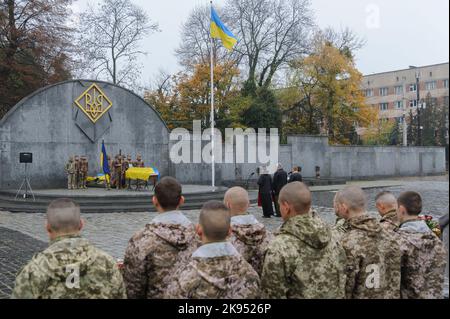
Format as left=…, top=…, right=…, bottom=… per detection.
left=210, top=1, right=215, bottom=191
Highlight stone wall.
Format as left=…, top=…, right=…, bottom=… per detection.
left=287, top=135, right=446, bottom=180
left=168, top=134, right=446, bottom=185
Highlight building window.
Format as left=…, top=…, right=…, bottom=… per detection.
left=395, top=101, right=404, bottom=109
left=365, top=89, right=374, bottom=97
left=394, top=86, right=403, bottom=95
left=426, top=81, right=437, bottom=91
left=379, top=87, right=389, bottom=96
left=444, top=79, right=449, bottom=89
left=409, top=84, right=417, bottom=92
left=409, top=99, right=417, bottom=108
left=379, top=103, right=389, bottom=111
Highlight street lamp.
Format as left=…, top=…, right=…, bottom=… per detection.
left=416, top=71, right=422, bottom=146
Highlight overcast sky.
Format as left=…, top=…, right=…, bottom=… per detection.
left=72, top=0, right=449, bottom=85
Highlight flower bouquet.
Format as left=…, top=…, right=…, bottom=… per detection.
left=418, top=215, right=442, bottom=237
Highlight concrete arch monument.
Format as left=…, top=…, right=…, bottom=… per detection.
left=0, top=80, right=170, bottom=189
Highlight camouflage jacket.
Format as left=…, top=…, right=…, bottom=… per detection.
left=12, top=235, right=126, bottom=299
left=229, top=214, right=273, bottom=275
left=261, top=213, right=347, bottom=299
left=332, top=216, right=351, bottom=240
left=397, top=219, right=447, bottom=299
left=340, top=214, right=402, bottom=299
left=123, top=211, right=199, bottom=299
left=165, top=242, right=260, bottom=299
left=380, top=210, right=400, bottom=232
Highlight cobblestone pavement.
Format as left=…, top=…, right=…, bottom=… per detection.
left=0, top=176, right=448, bottom=298
left=0, top=227, right=47, bottom=299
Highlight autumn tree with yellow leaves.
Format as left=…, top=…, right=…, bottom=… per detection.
left=284, top=41, right=377, bottom=144
left=145, top=61, right=240, bottom=131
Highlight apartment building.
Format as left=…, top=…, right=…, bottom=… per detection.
left=362, top=62, right=449, bottom=124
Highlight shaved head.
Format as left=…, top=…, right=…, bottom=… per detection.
left=279, top=182, right=311, bottom=215
left=47, top=199, right=81, bottom=233
left=224, top=187, right=249, bottom=215
left=199, top=201, right=230, bottom=242
left=335, top=186, right=367, bottom=212
left=375, top=191, right=398, bottom=214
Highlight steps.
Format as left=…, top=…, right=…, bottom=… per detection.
left=0, top=189, right=258, bottom=213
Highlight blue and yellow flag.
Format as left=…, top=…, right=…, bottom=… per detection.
left=210, top=7, right=237, bottom=51
left=100, top=141, right=110, bottom=175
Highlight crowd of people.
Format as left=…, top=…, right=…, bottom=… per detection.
left=11, top=176, right=448, bottom=299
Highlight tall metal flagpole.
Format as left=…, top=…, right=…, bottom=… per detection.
left=210, top=1, right=215, bottom=191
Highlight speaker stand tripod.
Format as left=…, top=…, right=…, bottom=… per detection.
left=15, top=163, right=35, bottom=201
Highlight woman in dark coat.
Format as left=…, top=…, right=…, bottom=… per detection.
left=257, top=166, right=274, bottom=218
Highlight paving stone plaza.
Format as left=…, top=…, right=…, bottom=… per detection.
left=0, top=176, right=448, bottom=299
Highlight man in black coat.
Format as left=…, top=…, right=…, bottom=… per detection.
left=288, top=166, right=303, bottom=183
left=272, top=163, right=288, bottom=217
left=257, top=166, right=274, bottom=218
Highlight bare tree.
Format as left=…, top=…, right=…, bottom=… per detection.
left=313, top=26, right=366, bottom=57
left=77, top=0, right=158, bottom=87
left=175, top=5, right=241, bottom=71
left=226, top=0, right=314, bottom=89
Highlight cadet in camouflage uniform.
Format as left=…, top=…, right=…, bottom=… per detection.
left=261, top=182, right=347, bottom=299
left=165, top=201, right=260, bottom=299
left=12, top=199, right=126, bottom=299
left=334, top=186, right=402, bottom=299
left=223, top=187, right=273, bottom=275
left=375, top=191, right=400, bottom=232
left=65, top=156, right=76, bottom=190
left=396, top=191, right=447, bottom=299
left=123, top=177, right=199, bottom=299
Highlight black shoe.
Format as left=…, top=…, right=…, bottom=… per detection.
left=262, top=215, right=271, bottom=219
left=273, top=214, right=282, bottom=217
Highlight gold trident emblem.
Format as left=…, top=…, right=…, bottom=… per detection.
left=75, top=84, right=113, bottom=123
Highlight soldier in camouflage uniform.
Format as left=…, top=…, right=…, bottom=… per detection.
left=123, top=177, right=199, bottom=299
left=79, top=156, right=89, bottom=189
left=375, top=191, right=400, bottom=232
left=12, top=199, right=126, bottom=299
left=65, top=156, right=76, bottom=190
left=134, top=154, right=144, bottom=167
left=74, top=155, right=80, bottom=190
left=261, top=182, right=347, bottom=299
left=223, top=187, right=273, bottom=275
left=396, top=191, right=447, bottom=299
left=165, top=201, right=260, bottom=299
left=334, top=186, right=402, bottom=299
left=113, top=155, right=122, bottom=189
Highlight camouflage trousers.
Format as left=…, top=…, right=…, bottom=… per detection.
left=79, top=172, right=87, bottom=189
left=67, top=174, right=76, bottom=190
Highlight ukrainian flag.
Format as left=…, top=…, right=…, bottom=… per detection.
left=210, top=7, right=237, bottom=51
left=100, top=140, right=110, bottom=175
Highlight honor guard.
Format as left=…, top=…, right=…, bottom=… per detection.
left=65, top=156, right=76, bottom=190
left=80, top=156, right=89, bottom=189
left=134, top=154, right=144, bottom=167
left=134, top=154, right=145, bottom=190
left=74, top=156, right=81, bottom=190
left=114, top=155, right=123, bottom=189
